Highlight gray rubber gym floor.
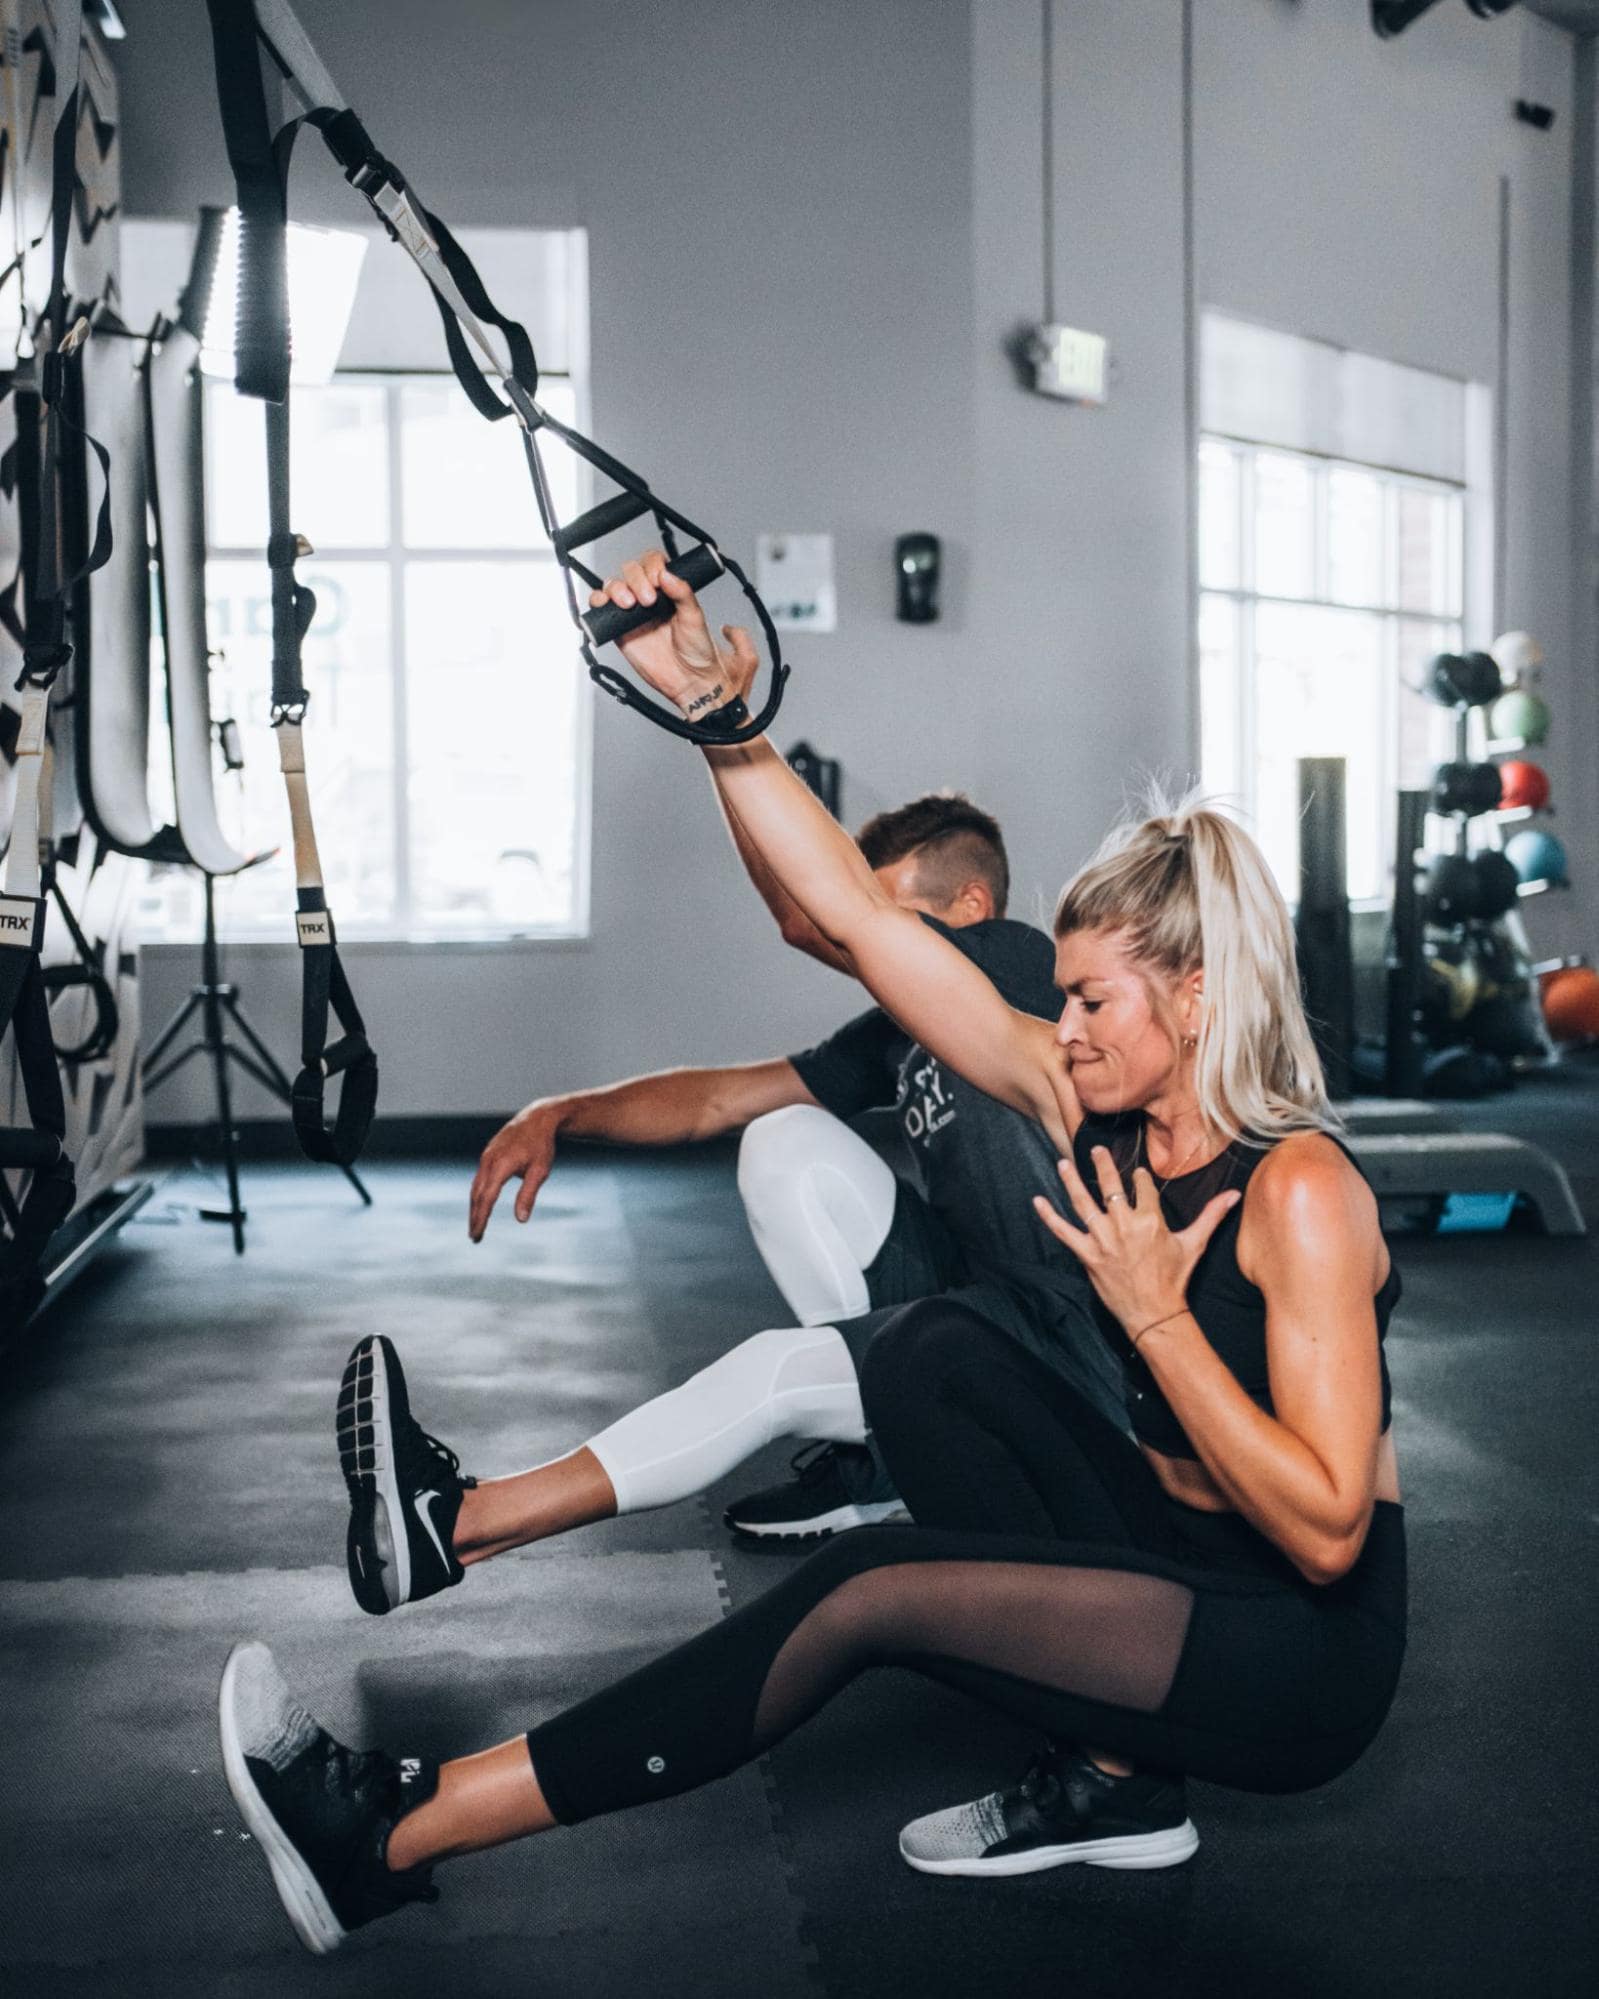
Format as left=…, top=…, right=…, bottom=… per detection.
left=2, top=1071, right=1596, bottom=1997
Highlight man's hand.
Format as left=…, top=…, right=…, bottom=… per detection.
left=469, top=1102, right=562, bottom=1242
left=590, top=549, right=758, bottom=721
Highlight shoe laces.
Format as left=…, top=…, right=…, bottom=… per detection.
left=408, top=1422, right=476, bottom=1491
left=788, top=1440, right=854, bottom=1485
left=1014, top=1747, right=1064, bottom=1815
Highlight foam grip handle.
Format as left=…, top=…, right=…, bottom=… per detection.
left=581, top=544, right=725, bottom=649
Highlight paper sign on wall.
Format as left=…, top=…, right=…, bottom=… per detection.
left=757, top=533, right=836, bottom=633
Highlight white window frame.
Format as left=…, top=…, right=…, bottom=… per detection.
left=1198, top=433, right=1466, bottom=908
left=200, top=368, right=593, bottom=945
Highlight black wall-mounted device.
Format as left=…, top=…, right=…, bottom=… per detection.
left=895, top=533, right=941, bottom=624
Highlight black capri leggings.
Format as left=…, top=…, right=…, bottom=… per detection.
left=527, top=1300, right=1406, bottom=1824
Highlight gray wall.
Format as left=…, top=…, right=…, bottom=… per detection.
left=123, top=0, right=1591, bottom=1128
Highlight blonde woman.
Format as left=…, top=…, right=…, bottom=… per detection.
left=218, top=557, right=1404, bottom=1951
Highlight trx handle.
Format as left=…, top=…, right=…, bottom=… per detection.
left=580, top=544, right=725, bottom=650
left=212, top=0, right=792, bottom=759
left=40, top=880, right=118, bottom=1064
left=40, top=964, right=119, bottom=1064
left=290, top=895, right=378, bottom=1167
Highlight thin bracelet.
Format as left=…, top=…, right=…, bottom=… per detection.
left=1130, top=1308, right=1189, bottom=1351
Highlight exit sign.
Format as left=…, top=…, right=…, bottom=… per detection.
left=1027, top=323, right=1109, bottom=404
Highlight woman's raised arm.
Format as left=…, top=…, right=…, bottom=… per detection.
left=592, top=553, right=1075, bottom=1142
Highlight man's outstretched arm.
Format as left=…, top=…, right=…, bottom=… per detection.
left=468, top=1058, right=816, bottom=1241
left=714, top=782, right=856, bottom=974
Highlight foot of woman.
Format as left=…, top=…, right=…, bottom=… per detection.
left=218, top=1644, right=554, bottom=1955
left=898, top=1741, right=1197, bottom=1878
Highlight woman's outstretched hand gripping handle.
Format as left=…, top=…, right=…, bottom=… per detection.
left=580, top=545, right=725, bottom=650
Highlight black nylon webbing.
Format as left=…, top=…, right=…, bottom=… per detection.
left=206, top=0, right=377, bottom=1167
left=237, top=0, right=790, bottom=746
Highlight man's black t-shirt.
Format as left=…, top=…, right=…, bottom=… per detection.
left=789, top=916, right=1074, bottom=1281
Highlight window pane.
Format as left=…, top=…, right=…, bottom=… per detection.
left=1326, top=466, right=1383, bottom=608
left=403, top=561, right=582, bottom=933
left=196, top=559, right=396, bottom=932
left=1251, top=450, right=1314, bottom=599
left=1198, top=440, right=1240, bottom=591
left=1198, top=592, right=1241, bottom=800
left=1395, top=484, right=1458, bottom=616
left=400, top=377, right=578, bottom=550
left=205, top=381, right=390, bottom=549
left=1252, top=601, right=1386, bottom=901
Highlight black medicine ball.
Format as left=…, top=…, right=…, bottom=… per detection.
left=1425, top=653, right=1467, bottom=706
left=1469, top=850, right=1521, bottom=919
left=1431, top=762, right=1504, bottom=816
left=1423, top=853, right=1480, bottom=925
left=1455, top=651, right=1503, bottom=707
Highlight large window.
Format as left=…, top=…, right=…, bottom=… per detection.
left=140, top=371, right=590, bottom=941
left=1197, top=314, right=1481, bottom=906
left=1198, top=438, right=1464, bottom=903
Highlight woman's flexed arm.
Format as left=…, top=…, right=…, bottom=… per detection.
left=591, top=552, right=1077, bottom=1143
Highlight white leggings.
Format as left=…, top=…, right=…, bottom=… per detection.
left=587, top=1107, right=899, bottom=1514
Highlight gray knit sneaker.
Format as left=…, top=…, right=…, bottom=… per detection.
left=219, top=1642, right=442, bottom=1953
left=899, top=1742, right=1198, bottom=1877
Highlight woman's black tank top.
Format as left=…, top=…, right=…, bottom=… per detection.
left=1070, top=1109, right=1400, bottom=1461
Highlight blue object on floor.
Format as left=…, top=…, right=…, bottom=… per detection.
left=1437, top=1191, right=1520, bottom=1233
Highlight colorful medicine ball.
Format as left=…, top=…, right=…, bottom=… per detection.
left=1497, top=759, right=1550, bottom=811
left=1541, top=965, right=1599, bottom=1044
left=1503, top=828, right=1568, bottom=884
left=1490, top=630, right=1544, bottom=681
left=1489, top=688, right=1550, bottom=745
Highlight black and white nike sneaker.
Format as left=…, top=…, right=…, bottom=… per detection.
left=898, top=1742, right=1198, bottom=1877
left=722, top=1440, right=906, bottom=1542
left=338, top=1334, right=477, bottom=1615
left=219, top=1641, right=441, bottom=1954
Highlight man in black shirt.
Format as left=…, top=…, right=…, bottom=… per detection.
left=445, top=794, right=1120, bottom=1559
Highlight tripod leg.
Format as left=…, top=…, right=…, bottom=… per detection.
left=143, top=989, right=207, bottom=1074
left=224, top=996, right=298, bottom=1101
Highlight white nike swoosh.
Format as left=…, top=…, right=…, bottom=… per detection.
left=414, top=1490, right=451, bottom=1572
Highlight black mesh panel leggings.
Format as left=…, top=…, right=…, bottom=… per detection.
left=527, top=1301, right=1406, bottom=1824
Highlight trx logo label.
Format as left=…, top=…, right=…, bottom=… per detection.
left=295, top=912, right=334, bottom=948
left=646, top=1756, right=666, bottom=1775
left=0, top=897, right=44, bottom=949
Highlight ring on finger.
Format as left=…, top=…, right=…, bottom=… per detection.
left=1105, top=1191, right=1125, bottom=1205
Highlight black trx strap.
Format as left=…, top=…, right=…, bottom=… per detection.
left=203, top=0, right=790, bottom=748
left=1, top=0, right=106, bottom=1323
left=39, top=875, right=118, bottom=1065
left=203, top=0, right=376, bottom=1168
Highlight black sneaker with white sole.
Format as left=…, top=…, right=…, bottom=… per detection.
left=219, top=1641, right=440, bottom=1954
left=723, top=1440, right=906, bottom=1542
left=898, top=1741, right=1198, bottom=1877
left=338, top=1334, right=477, bottom=1614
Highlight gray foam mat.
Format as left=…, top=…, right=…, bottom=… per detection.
left=0, top=1551, right=815, bottom=1996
